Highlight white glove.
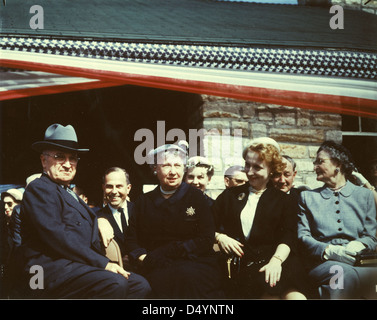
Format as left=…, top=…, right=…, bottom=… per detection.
left=216, top=233, right=244, bottom=257
left=345, top=240, right=366, bottom=255
left=323, top=245, right=356, bottom=265
left=352, top=171, right=369, bottom=186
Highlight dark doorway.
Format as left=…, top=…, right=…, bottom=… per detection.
left=343, top=135, right=377, bottom=181
left=342, top=115, right=377, bottom=182
left=0, top=85, right=203, bottom=205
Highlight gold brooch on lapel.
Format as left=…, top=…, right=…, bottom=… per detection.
left=237, top=193, right=246, bottom=200
left=186, top=206, right=196, bottom=216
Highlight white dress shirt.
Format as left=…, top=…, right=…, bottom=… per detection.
left=240, top=187, right=266, bottom=240
left=108, top=203, right=129, bottom=232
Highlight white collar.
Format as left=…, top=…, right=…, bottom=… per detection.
left=108, top=203, right=127, bottom=214
left=249, top=186, right=267, bottom=195
left=160, top=186, right=177, bottom=195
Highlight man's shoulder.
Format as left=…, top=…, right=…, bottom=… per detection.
left=126, top=200, right=135, bottom=210
left=27, top=174, right=52, bottom=188
left=96, top=204, right=111, bottom=216
left=24, top=175, right=56, bottom=195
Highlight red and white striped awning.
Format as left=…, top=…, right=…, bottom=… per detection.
left=1, top=47, right=376, bottom=119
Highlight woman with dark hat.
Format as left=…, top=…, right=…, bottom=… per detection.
left=213, top=137, right=308, bottom=299
left=126, top=141, right=224, bottom=298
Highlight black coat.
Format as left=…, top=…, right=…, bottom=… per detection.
left=127, top=183, right=216, bottom=261
left=126, top=182, right=223, bottom=298
left=96, top=202, right=134, bottom=257
left=212, top=183, right=310, bottom=298
left=213, top=183, right=298, bottom=261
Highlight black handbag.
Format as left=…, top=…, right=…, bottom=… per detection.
left=226, top=255, right=267, bottom=279
left=225, top=255, right=267, bottom=298
left=354, top=248, right=377, bottom=267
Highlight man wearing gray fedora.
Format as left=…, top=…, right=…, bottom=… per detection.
left=13, top=123, right=151, bottom=299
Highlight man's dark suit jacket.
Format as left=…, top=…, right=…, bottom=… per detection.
left=17, top=174, right=109, bottom=292
left=96, top=202, right=134, bottom=257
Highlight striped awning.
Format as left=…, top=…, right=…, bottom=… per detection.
left=1, top=35, right=376, bottom=118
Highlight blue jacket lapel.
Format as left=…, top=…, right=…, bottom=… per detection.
left=57, top=183, right=95, bottom=225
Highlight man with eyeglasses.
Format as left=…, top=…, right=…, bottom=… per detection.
left=224, top=165, right=248, bottom=189
left=11, top=123, right=150, bottom=299
left=40, top=151, right=80, bottom=189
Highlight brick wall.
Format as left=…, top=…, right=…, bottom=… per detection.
left=198, top=95, right=343, bottom=198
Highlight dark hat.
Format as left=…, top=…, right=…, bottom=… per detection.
left=32, top=123, right=89, bottom=153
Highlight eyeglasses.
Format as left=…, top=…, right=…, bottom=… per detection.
left=313, top=158, right=331, bottom=166
left=43, top=153, right=80, bottom=164
left=230, top=178, right=248, bottom=184
left=4, top=202, right=14, bottom=207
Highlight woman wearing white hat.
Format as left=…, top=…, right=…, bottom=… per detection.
left=185, top=156, right=215, bottom=206
left=126, top=142, right=224, bottom=298
left=2, top=189, right=23, bottom=222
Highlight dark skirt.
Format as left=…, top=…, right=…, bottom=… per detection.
left=222, top=254, right=315, bottom=299
left=144, top=256, right=224, bottom=299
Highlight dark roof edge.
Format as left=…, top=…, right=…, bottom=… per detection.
left=1, top=32, right=376, bottom=54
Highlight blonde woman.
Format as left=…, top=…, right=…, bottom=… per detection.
left=213, top=137, right=308, bottom=299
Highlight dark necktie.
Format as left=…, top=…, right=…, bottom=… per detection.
left=118, top=207, right=127, bottom=234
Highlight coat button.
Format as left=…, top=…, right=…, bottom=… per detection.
left=335, top=201, right=339, bottom=204
left=76, top=221, right=81, bottom=226
left=336, top=210, right=340, bottom=214
left=338, top=228, right=342, bottom=231
left=337, top=219, right=341, bottom=223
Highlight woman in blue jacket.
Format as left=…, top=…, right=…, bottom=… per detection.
left=298, top=141, right=377, bottom=299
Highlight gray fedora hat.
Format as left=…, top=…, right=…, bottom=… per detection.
left=32, top=123, right=89, bottom=153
